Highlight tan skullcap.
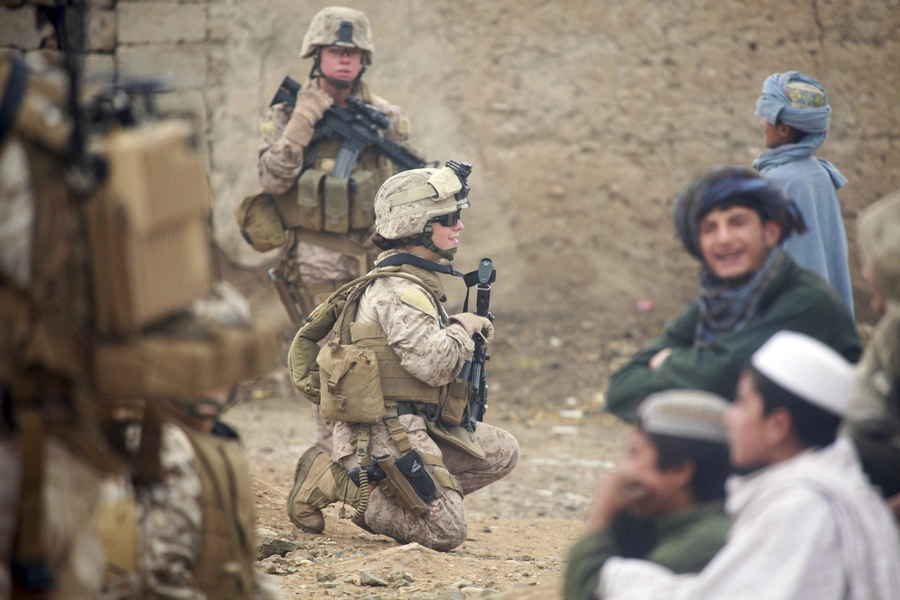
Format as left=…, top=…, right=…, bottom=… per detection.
left=637, top=390, right=730, bottom=444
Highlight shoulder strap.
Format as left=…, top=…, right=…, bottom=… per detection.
left=375, top=252, right=462, bottom=278
left=373, top=253, right=496, bottom=312
left=332, top=269, right=442, bottom=344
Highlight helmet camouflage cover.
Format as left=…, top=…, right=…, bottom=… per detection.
left=300, top=6, right=374, bottom=63
left=374, top=165, right=470, bottom=240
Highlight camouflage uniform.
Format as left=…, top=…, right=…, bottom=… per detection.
left=0, top=437, right=106, bottom=600
left=256, top=80, right=408, bottom=291
left=329, top=250, right=518, bottom=551
left=97, top=422, right=281, bottom=600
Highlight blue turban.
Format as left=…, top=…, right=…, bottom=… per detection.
left=755, top=71, right=831, bottom=133
left=753, top=71, right=847, bottom=188
left=673, top=166, right=807, bottom=260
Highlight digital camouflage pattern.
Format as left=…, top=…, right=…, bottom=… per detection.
left=373, top=168, right=469, bottom=240
left=257, top=81, right=407, bottom=196
left=299, top=6, right=375, bottom=60
left=0, top=438, right=106, bottom=600
left=353, top=250, right=474, bottom=386
left=335, top=415, right=518, bottom=551
left=330, top=250, right=518, bottom=551
left=257, top=80, right=407, bottom=285
left=98, top=423, right=280, bottom=600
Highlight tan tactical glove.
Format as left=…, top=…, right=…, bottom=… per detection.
left=283, top=86, right=333, bottom=148
left=449, top=313, right=493, bottom=345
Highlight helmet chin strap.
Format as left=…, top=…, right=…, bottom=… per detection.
left=414, top=225, right=457, bottom=262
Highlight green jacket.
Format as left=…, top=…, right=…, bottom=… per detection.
left=563, top=501, right=731, bottom=600
left=606, top=257, right=862, bottom=421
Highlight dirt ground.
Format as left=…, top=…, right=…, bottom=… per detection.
left=226, top=340, right=633, bottom=600
left=211, top=1, right=900, bottom=598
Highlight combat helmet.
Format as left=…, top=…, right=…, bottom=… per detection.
left=301, top=6, right=374, bottom=64
left=374, top=161, right=472, bottom=260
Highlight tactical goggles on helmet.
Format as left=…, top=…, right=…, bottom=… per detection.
left=429, top=210, right=462, bottom=227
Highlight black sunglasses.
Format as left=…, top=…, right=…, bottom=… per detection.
left=429, top=210, right=461, bottom=227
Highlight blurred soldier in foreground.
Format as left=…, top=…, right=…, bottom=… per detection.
left=845, top=188, right=900, bottom=515
left=0, top=37, right=110, bottom=599
left=2, top=3, right=280, bottom=598
left=605, top=166, right=861, bottom=421
left=598, top=332, right=900, bottom=600
left=285, top=164, right=518, bottom=551
left=96, top=312, right=282, bottom=600
left=753, top=71, right=853, bottom=313
left=564, top=390, right=732, bottom=600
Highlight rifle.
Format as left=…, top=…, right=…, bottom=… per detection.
left=457, top=257, right=496, bottom=433
left=267, top=267, right=312, bottom=328
left=270, top=76, right=428, bottom=178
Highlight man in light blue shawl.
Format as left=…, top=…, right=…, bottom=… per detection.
left=753, top=71, right=853, bottom=314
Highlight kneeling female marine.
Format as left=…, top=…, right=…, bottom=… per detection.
left=287, top=163, right=519, bottom=551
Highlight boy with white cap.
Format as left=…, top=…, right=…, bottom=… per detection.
left=597, top=331, right=900, bottom=600
left=564, top=390, right=732, bottom=600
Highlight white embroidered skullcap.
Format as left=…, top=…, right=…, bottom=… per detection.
left=751, top=331, right=853, bottom=416
left=638, top=390, right=730, bottom=444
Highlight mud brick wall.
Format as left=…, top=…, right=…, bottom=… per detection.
left=1, top=0, right=217, bottom=166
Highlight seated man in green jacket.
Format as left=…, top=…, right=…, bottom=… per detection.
left=606, top=166, right=861, bottom=422
left=564, top=390, right=732, bottom=600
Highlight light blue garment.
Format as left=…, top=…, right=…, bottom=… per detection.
left=754, top=71, right=849, bottom=190
left=757, top=156, right=854, bottom=314
left=753, top=71, right=853, bottom=314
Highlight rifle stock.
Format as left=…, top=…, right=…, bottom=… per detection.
left=267, top=268, right=306, bottom=327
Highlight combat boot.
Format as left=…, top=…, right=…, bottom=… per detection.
left=287, top=447, right=360, bottom=533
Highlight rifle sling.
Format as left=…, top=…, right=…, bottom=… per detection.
left=375, top=253, right=488, bottom=311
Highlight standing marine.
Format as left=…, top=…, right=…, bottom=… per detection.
left=254, top=5, right=412, bottom=309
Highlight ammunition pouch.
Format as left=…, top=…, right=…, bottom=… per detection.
left=436, top=381, right=471, bottom=428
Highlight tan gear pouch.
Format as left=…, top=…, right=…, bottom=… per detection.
left=288, top=295, right=348, bottom=402
left=349, top=170, right=376, bottom=230
left=377, top=455, right=429, bottom=516
left=323, top=176, right=350, bottom=233
left=288, top=336, right=323, bottom=403
left=294, top=168, right=327, bottom=231
left=420, top=415, right=486, bottom=459
left=234, top=193, right=286, bottom=252
left=94, top=495, right=138, bottom=573
left=438, top=380, right=471, bottom=428
left=317, top=339, right=385, bottom=423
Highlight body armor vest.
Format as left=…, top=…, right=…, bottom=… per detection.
left=319, top=264, right=468, bottom=425
left=294, top=81, right=394, bottom=235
